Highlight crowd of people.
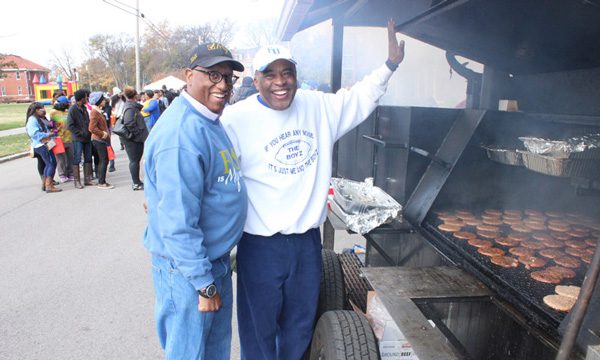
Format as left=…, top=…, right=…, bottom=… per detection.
left=24, top=20, right=405, bottom=359
left=25, top=85, right=178, bottom=192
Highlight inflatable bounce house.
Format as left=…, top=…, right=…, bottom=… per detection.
left=33, top=74, right=79, bottom=105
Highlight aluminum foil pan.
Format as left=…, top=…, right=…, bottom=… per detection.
left=330, top=178, right=402, bottom=234
left=482, top=146, right=522, bottom=166
left=519, top=134, right=600, bottom=159
left=518, top=150, right=600, bottom=179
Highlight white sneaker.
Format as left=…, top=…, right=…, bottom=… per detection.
left=97, top=183, right=115, bottom=189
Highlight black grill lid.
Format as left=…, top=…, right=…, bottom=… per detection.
left=278, top=0, right=600, bottom=74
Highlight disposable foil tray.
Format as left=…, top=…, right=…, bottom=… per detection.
left=519, top=136, right=600, bottom=159
left=518, top=150, right=600, bottom=178
left=483, top=146, right=522, bottom=166
left=330, top=178, right=402, bottom=234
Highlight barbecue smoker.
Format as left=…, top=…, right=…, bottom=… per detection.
left=278, top=1, right=600, bottom=359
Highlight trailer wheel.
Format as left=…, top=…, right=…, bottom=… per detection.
left=318, top=249, right=346, bottom=318
left=310, top=310, right=379, bottom=360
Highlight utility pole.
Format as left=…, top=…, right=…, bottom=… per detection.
left=102, top=0, right=142, bottom=91
left=135, top=0, right=141, bottom=92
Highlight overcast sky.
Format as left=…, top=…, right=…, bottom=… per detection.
left=1, top=0, right=284, bottom=67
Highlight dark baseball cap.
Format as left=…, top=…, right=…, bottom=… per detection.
left=188, top=43, right=244, bottom=72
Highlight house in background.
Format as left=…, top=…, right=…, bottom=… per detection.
left=0, top=55, right=50, bottom=103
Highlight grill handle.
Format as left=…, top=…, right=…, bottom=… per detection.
left=362, top=135, right=452, bottom=169
left=556, top=245, right=600, bottom=360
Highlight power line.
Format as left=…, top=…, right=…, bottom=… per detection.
left=102, top=0, right=169, bottom=41
left=102, top=0, right=137, bottom=17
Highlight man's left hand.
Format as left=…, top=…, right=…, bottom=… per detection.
left=198, top=293, right=222, bottom=312
left=387, top=19, right=405, bottom=65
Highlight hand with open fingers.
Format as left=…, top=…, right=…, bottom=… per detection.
left=198, top=293, right=222, bottom=312
left=387, top=19, right=405, bottom=65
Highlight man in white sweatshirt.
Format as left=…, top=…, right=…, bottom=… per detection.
left=221, top=20, right=405, bottom=360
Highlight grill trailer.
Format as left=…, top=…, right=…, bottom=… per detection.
left=278, top=1, right=600, bottom=359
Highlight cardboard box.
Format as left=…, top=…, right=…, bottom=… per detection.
left=365, top=292, right=419, bottom=359
left=498, top=99, right=519, bottom=112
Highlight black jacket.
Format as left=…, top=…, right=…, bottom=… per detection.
left=122, top=101, right=148, bottom=143
left=67, top=104, right=91, bottom=142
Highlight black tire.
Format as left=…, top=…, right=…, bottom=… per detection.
left=310, top=310, right=380, bottom=360
left=318, top=249, right=346, bottom=318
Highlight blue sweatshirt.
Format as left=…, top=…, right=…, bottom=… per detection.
left=142, top=99, right=161, bottom=128
left=143, top=94, right=247, bottom=290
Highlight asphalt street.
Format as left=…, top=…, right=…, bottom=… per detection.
left=0, top=135, right=363, bottom=359
left=0, top=139, right=165, bottom=359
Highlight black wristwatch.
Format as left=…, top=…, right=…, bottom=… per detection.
left=198, top=283, right=217, bottom=299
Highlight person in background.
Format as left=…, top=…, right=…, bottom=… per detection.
left=230, top=76, right=258, bottom=104
left=26, top=102, right=61, bottom=193
left=120, top=86, right=148, bottom=191
left=141, top=90, right=160, bottom=131
left=88, top=92, right=114, bottom=190
left=49, top=96, right=74, bottom=183
left=111, top=92, right=127, bottom=150
left=221, top=20, right=405, bottom=360
left=102, top=96, right=116, bottom=172
left=51, top=90, right=65, bottom=105
left=80, top=89, right=100, bottom=180
left=67, top=89, right=93, bottom=189
left=157, top=89, right=168, bottom=113
left=143, top=42, right=247, bottom=359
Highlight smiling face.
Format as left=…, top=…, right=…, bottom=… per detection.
left=185, top=62, right=233, bottom=115
left=254, top=59, right=297, bottom=111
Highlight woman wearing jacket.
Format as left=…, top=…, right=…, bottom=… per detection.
left=88, top=92, right=114, bottom=189
left=121, top=86, right=149, bottom=190
left=49, top=96, right=75, bottom=182
left=25, top=102, right=61, bottom=193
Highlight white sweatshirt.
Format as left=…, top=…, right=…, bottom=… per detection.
left=221, top=64, right=394, bottom=236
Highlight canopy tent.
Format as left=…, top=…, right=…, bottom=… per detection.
left=143, top=75, right=185, bottom=91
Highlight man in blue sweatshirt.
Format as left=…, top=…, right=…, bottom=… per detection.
left=143, top=43, right=247, bottom=360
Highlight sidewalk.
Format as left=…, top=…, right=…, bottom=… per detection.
left=0, top=127, right=26, bottom=137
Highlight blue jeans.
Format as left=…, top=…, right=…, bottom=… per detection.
left=237, top=228, right=322, bottom=360
left=72, top=141, right=92, bottom=164
left=144, top=116, right=153, bottom=131
left=34, top=145, right=57, bottom=177
left=151, top=254, right=233, bottom=360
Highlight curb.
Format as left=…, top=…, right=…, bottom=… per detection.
left=0, top=151, right=29, bottom=164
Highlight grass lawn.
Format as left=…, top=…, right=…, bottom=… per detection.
left=0, top=134, right=30, bottom=157
left=0, top=103, right=32, bottom=131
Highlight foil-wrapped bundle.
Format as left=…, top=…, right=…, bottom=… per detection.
left=519, top=134, right=600, bottom=159
left=329, top=178, right=402, bottom=234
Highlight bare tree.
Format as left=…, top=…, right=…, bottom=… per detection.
left=169, top=20, right=236, bottom=70
left=243, top=18, right=279, bottom=48
left=50, top=48, right=78, bottom=80
left=87, top=33, right=135, bottom=89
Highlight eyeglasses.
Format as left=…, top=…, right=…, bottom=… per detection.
left=193, top=68, right=239, bottom=85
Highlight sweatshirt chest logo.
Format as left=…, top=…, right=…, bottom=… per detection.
left=216, top=148, right=243, bottom=192
left=264, top=129, right=318, bottom=175
left=275, top=139, right=311, bottom=165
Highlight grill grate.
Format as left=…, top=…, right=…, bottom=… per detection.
left=338, top=253, right=373, bottom=313
left=423, top=211, right=595, bottom=331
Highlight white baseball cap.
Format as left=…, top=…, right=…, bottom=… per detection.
left=253, top=44, right=297, bottom=72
